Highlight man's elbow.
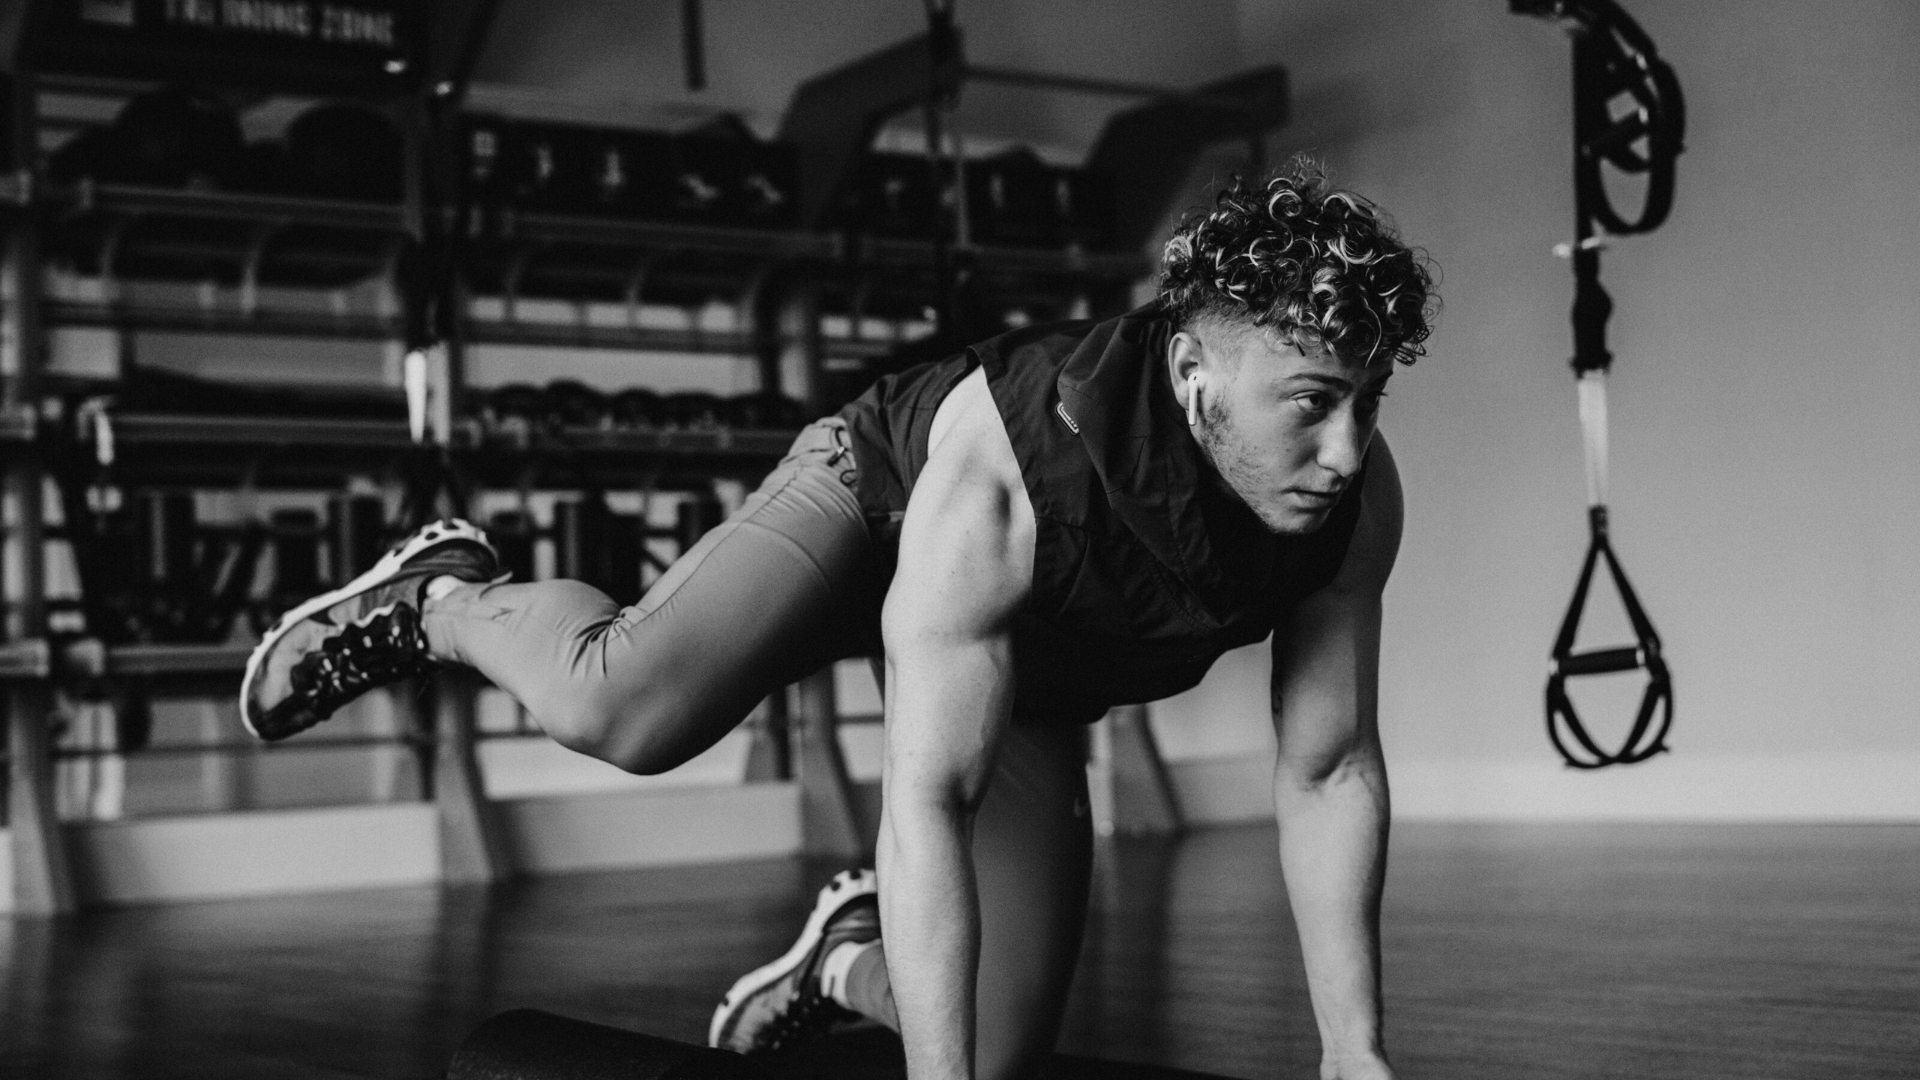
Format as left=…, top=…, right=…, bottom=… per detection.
left=885, top=768, right=976, bottom=818
left=1272, top=741, right=1386, bottom=800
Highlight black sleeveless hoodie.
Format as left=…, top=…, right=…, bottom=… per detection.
left=840, top=303, right=1367, bottom=724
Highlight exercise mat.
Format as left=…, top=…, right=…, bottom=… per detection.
left=450, top=1009, right=1246, bottom=1080
left=449, top=1010, right=763, bottom=1080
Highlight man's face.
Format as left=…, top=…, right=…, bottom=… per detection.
left=1177, top=320, right=1391, bottom=536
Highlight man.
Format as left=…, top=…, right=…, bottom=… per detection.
left=242, top=162, right=1433, bottom=1080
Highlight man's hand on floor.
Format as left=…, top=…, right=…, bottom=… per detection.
left=1323, top=1053, right=1396, bottom=1080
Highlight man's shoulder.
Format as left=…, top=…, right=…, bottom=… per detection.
left=969, top=315, right=1104, bottom=369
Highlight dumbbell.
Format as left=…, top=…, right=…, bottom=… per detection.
left=840, top=151, right=948, bottom=238
left=545, top=380, right=612, bottom=429
left=725, top=392, right=807, bottom=430
left=485, top=120, right=678, bottom=219
left=484, top=384, right=546, bottom=430
left=448, top=1010, right=764, bottom=1080
left=673, top=116, right=799, bottom=229
left=661, top=391, right=726, bottom=431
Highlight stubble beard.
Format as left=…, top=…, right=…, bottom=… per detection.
left=1194, top=395, right=1321, bottom=537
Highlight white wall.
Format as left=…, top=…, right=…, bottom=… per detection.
left=1146, top=0, right=1918, bottom=820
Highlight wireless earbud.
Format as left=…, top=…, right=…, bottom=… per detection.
left=1186, top=371, right=1203, bottom=426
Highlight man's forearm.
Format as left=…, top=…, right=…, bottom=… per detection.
left=1275, top=748, right=1391, bottom=1076
left=878, top=795, right=980, bottom=1080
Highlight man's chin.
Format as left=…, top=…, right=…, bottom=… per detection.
left=1252, top=503, right=1330, bottom=537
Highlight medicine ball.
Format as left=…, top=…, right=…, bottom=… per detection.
left=612, top=387, right=666, bottom=429
left=109, top=86, right=244, bottom=189
left=285, top=102, right=404, bottom=202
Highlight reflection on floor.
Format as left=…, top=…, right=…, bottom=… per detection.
left=3, top=822, right=1915, bottom=1079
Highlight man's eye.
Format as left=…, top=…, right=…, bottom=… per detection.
left=1358, top=391, right=1389, bottom=417
left=1292, top=393, right=1331, bottom=414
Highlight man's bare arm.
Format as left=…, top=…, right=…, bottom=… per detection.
left=1271, top=437, right=1403, bottom=1080
left=879, top=369, right=1035, bottom=1080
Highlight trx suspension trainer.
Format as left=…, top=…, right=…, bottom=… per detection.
left=1513, top=0, right=1685, bottom=769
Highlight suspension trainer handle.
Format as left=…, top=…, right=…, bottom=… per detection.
left=1546, top=513, right=1673, bottom=769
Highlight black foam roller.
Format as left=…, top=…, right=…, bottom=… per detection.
left=448, top=1009, right=767, bottom=1080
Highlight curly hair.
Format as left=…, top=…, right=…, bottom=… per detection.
left=1158, top=161, right=1436, bottom=366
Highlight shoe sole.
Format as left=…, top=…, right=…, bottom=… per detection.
left=239, top=518, right=493, bottom=739
left=708, top=868, right=878, bottom=1050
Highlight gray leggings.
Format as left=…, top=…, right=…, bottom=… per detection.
left=421, top=418, right=1092, bottom=1079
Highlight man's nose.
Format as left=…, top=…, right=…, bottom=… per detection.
left=1316, top=407, right=1367, bottom=480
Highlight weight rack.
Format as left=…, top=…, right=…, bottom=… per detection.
left=0, top=3, right=1280, bottom=914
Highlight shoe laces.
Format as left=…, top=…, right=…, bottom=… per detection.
left=294, top=603, right=433, bottom=715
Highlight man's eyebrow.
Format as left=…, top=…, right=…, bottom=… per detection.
left=1283, top=371, right=1394, bottom=393
left=1284, top=372, right=1357, bottom=392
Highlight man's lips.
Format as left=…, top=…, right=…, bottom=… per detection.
left=1285, top=488, right=1343, bottom=506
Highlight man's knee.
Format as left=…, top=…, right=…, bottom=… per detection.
left=539, top=683, right=717, bottom=775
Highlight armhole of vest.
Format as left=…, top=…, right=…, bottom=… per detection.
left=1025, top=514, right=1085, bottom=619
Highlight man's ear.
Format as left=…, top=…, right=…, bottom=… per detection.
left=1168, top=331, right=1204, bottom=413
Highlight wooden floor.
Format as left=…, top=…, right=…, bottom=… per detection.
left=3, top=822, right=1915, bottom=1079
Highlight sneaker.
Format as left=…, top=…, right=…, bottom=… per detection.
left=709, top=868, right=880, bottom=1054
left=240, top=519, right=499, bottom=741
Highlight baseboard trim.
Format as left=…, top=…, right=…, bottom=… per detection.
left=1159, top=750, right=1920, bottom=824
